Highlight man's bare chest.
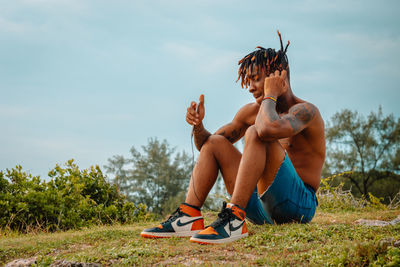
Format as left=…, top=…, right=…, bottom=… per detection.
left=279, top=134, right=311, bottom=154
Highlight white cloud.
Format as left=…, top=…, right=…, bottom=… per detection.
left=163, top=42, right=199, bottom=59
left=20, top=0, right=84, bottom=10
left=335, top=32, right=400, bottom=55
left=162, top=41, right=241, bottom=75
left=0, top=17, right=32, bottom=33
left=0, top=104, right=34, bottom=118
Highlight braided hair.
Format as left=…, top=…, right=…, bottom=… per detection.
left=236, top=31, right=290, bottom=88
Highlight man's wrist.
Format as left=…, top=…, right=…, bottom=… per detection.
left=263, top=91, right=279, bottom=99
left=262, top=96, right=277, bottom=103
left=193, top=122, right=204, bottom=132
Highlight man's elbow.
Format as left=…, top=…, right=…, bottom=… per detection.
left=255, top=124, right=280, bottom=142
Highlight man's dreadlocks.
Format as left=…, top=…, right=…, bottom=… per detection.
left=237, top=31, right=290, bottom=88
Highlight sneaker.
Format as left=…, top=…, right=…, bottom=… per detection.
left=190, top=202, right=248, bottom=244
left=140, top=203, right=204, bottom=238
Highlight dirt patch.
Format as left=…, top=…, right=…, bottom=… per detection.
left=157, top=248, right=258, bottom=266
left=5, top=257, right=101, bottom=267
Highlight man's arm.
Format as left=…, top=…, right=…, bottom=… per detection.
left=254, top=69, right=317, bottom=141
left=192, top=122, right=212, bottom=150
left=186, top=95, right=211, bottom=150
left=187, top=95, right=255, bottom=150
left=214, top=103, right=256, bottom=143
left=192, top=118, right=247, bottom=150
left=192, top=106, right=252, bottom=150
left=214, top=121, right=247, bottom=144
left=255, top=100, right=316, bottom=141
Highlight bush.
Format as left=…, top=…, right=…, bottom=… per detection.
left=0, top=160, right=148, bottom=232
left=317, top=172, right=399, bottom=212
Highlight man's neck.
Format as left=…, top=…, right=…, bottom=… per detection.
left=277, top=88, right=297, bottom=113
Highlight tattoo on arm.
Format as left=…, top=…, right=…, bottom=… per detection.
left=287, top=104, right=316, bottom=132
left=287, top=116, right=300, bottom=133
left=292, top=104, right=315, bottom=123
left=193, top=124, right=211, bottom=150
left=229, top=128, right=242, bottom=143
left=216, top=123, right=244, bottom=143
left=263, top=101, right=280, bottom=122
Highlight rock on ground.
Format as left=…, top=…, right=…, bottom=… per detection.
left=355, top=215, right=400, bottom=226
left=5, top=258, right=101, bottom=267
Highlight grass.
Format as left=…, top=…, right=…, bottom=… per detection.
left=1, top=209, right=400, bottom=266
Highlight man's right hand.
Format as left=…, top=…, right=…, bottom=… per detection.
left=264, top=70, right=288, bottom=98
left=186, top=94, right=205, bottom=126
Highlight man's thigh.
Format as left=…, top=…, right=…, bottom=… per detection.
left=206, top=135, right=242, bottom=194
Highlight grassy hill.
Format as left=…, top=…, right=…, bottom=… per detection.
left=1, top=209, right=400, bottom=266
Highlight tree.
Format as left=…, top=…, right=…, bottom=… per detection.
left=325, top=107, right=400, bottom=199
left=105, top=138, right=192, bottom=214
left=104, top=155, right=130, bottom=194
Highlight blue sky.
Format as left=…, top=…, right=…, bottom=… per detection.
left=1, top=0, right=399, bottom=178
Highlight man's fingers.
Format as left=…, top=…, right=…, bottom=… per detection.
left=274, top=70, right=280, bottom=76
left=281, top=70, right=287, bottom=80
left=186, top=114, right=199, bottom=125
left=186, top=117, right=195, bottom=126
left=187, top=107, right=198, bottom=118
left=199, top=94, right=204, bottom=104
left=189, top=102, right=198, bottom=116
left=197, top=94, right=204, bottom=113
left=187, top=112, right=197, bottom=121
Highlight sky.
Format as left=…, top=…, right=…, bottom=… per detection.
left=1, top=0, right=399, bottom=179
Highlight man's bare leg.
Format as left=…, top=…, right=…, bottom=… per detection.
left=189, top=127, right=284, bottom=243
left=185, top=135, right=242, bottom=207
left=140, top=134, right=241, bottom=238
left=230, top=125, right=285, bottom=208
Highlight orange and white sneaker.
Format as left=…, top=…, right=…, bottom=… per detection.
left=140, top=203, right=204, bottom=238
left=190, top=202, right=248, bottom=244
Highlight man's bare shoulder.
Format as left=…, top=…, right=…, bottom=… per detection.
left=289, top=101, right=322, bottom=125
left=234, top=102, right=260, bottom=125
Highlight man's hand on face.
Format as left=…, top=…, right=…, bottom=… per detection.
left=186, top=94, right=205, bottom=126
left=264, top=70, right=289, bottom=98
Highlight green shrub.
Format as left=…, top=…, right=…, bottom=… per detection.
left=0, top=160, right=148, bottom=232
left=317, top=172, right=398, bottom=212
left=335, top=241, right=400, bottom=266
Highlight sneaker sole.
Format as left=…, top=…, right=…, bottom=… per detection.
left=140, top=230, right=202, bottom=238
left=189, top=232, right=248, bottom=244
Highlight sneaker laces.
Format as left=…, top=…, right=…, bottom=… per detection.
left=209, top=202, right=235, bottom=229
left=161, top=207, right=183, bottom=225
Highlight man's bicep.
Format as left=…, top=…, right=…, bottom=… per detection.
left=282, top=103, right=316, bottom=135
left=214, top=103, right=256, bottom=143
left=214, top=121, right=248, bottom=143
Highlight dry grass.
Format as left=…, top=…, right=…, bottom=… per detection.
left=1, top=209, right=400, bottom=266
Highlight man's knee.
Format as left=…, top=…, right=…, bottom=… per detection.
left=200, top=134, right=231, bottom=153
left=244, top=125, right=262, bottom=143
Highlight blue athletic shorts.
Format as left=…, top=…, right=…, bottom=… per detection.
left=244, top=154, right=318, bottom=224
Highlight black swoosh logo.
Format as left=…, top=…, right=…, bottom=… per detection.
left=176, top=218, right=200, bottom=227
left=230, top=221, right=245, bottom=232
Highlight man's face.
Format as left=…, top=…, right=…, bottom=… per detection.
left=248, top=68, right=268, bottom=104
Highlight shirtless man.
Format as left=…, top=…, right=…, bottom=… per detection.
left=141, top=32, right=325, bottom=244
